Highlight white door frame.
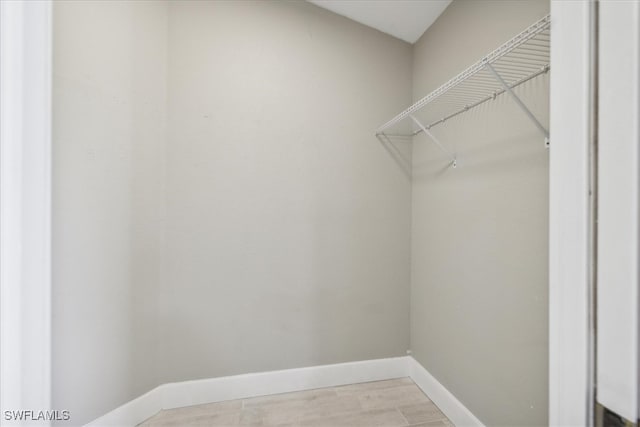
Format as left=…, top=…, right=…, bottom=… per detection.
left=549, top=1, right=595, bottom=425
left=0, top=1, right=622, bottom=425
left=0, top=0, right=53, bottom=423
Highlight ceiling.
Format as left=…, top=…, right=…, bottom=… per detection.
left=307, top=0, right=452, bottom=44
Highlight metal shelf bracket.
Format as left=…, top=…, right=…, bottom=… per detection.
left=410, top=115, right=457, bottom=168
left=484, top=62, right=550, bottom=148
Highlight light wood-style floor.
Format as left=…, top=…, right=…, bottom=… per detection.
left=138, top=378, right=452, bottom=427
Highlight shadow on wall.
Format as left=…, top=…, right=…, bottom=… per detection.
left=408, top=76, right=549, bottom=181
left=377, top=134, right=412, bottom=179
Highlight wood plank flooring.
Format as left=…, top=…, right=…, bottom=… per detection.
left=138, top=378, right=452, bottom=427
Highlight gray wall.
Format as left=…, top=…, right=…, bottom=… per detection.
left=410, top=1, right=550, bottom=426
left=159, top=0, right=412, bottom=384
left=53, top=0, right=168, bottom=423
left=53, top=1, right=412, bottom=423
left=53, top=1, right=550, bottom=425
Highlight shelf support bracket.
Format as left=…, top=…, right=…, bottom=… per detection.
left=484, top=62, right=550, bottom=148
left=409, top=115, right=457, bottom=168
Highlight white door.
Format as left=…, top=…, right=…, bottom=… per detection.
left=597, top=1, right=640, bottom=425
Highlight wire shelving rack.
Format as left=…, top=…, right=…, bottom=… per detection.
left=376, top=14, right=551, bottom=168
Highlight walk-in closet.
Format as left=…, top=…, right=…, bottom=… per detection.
left=2, top=0, right=639, bottom=426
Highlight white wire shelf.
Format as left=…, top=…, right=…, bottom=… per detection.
left=376, top=14, right=551, bottom=167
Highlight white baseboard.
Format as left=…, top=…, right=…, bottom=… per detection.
left=408, top=356, right=485, bottom=427
left=86, top=356, right=484, bottom=427
left=86, top=356, right=410, bottom=426
left=85, top=387, right=163, bottom=427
